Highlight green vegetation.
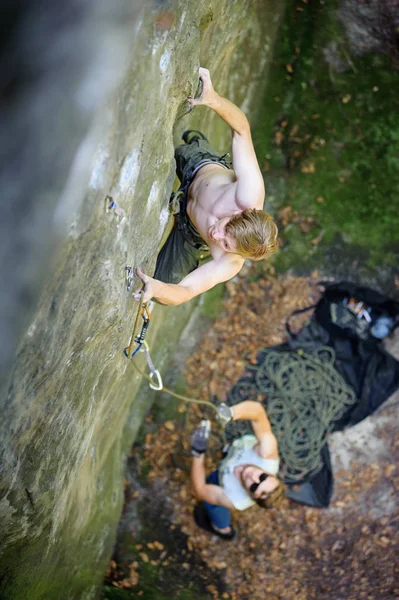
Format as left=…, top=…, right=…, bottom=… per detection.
left=103, top=563, right=209, bottom=600
left=200, top=282, right=226, bottom=318
left=119, top=561, right=208, bottom=599
left=104, top=582, right=209, bottom=600
left=254, top=0, right=399, bottom=274
left=102, top=492, right=214, bottom=600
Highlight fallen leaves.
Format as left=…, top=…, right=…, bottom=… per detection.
left=278, top=205, right=297, bottom=226
left=185, top=272, right=320, bottom=406
left=277, top=205, right=318, bottom=234
left=147, top=541, right=164, bottom=550
left=109, top=561, right=139, bottom=589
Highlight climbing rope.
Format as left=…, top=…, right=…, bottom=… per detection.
left=129, top=357, right=223, bottom=417
left=226, top=347, right=356, bottom=483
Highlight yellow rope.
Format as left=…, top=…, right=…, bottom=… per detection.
left=128, top=359, right=222, bottom=418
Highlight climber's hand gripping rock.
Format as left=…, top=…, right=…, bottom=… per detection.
left=187, top=67, right=218, bottom=108
left=134, top=267, right=162, bottom=303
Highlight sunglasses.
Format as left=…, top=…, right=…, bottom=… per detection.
left=249, top=473, right=269, bottom=495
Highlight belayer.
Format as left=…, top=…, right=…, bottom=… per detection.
left=134, top=67, right=278, bottom=306
left=190, top=401, right=285, bottom=540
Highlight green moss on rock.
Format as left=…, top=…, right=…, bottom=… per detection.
left=254, top=0, right=399, bottom=286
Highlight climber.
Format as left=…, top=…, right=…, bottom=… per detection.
left=190, top=400, right=285, bottom=540
left=134, top=67, right=278, bottom=306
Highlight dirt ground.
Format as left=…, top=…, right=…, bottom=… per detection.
left=105, top=270, right=399, bottom=600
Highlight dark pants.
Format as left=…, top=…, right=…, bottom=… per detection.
left=153, top=135, right=231, bottom=284
left=174, top=138, right=231, bottom=185
left=203, top=470, right=231, bottom=529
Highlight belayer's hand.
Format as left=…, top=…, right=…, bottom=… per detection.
left=134, top=267, right=154, bottom=303
left=187, top=67, right=218, bottom=108
left=217, top=403, right=234, bottom=426
left=191, top=419, right=211, bottom=457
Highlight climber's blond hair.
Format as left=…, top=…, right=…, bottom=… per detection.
left=225, top=209, right=278, bottom=261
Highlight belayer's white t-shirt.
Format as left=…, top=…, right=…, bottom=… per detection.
left=219, top=434, right=280, bottom=510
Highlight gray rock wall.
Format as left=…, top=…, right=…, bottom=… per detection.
left=0, top=1, right=286, bottom=598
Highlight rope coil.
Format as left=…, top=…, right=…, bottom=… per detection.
left=227, top=347, right=356, bottom=482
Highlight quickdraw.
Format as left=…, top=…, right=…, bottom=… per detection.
left=123, top=287, right=223, bottom=439
left=124, top=302, right=151, bottom=359
left=123, top=295, right=164, bottom=390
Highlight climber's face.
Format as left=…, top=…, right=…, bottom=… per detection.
left=208, top=217, right=238, bottom=253
left=237, top=465, right=279, bottom=500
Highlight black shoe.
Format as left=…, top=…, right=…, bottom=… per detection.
left=182, top=130, right=209, bottom=144
left=193, top=503, right=236, bottom=541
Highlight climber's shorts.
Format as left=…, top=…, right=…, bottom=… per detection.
left=153, top=136, right=232, bottom=284
left=174, top=137, right=231, bottom=187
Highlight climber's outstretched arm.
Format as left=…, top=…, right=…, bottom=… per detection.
left=217, top=401, right=279, bottom=460
left=135, top=253, right=243, bottom=306
left=188, top=67, right=264, bottom=210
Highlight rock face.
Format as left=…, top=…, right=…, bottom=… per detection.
left=0, top=1, right=286, bottom=598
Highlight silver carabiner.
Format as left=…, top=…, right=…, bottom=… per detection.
left=149, top=369, right=163, bottom=391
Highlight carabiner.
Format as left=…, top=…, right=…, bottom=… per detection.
left=149, top=369, right=163, bottom=391
left=125, top=265, right=134, bottom=292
